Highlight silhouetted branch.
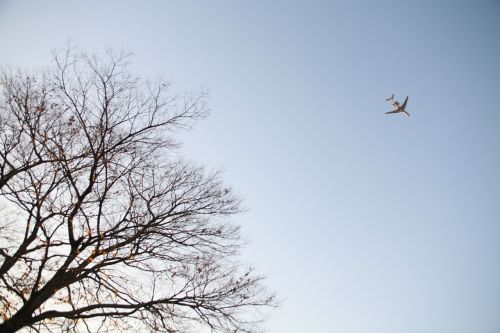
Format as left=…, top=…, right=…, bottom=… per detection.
left=0, top=47, right=277, bottom=333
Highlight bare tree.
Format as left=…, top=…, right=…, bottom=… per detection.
left=0, top=48, right=276, bottom=333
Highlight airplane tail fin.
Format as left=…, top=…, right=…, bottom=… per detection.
left=385, top=94, right=394, bottom=101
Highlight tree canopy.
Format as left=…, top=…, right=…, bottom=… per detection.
left=0, top=48, right=276, bottom=333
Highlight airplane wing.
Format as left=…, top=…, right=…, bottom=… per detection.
left=385, top=110, right=399, bottom=114
left=400, top=96, right=409, bottom=110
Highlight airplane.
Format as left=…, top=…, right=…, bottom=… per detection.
left=385, top=95, right=410, bottom=117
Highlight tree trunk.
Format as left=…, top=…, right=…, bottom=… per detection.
left=0, top=310, right=33, bottom=333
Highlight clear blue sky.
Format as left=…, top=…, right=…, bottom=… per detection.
left=1, top=1, right=500, bottom=332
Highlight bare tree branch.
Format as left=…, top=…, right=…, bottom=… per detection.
left=0, top=47, right=277, bottom=333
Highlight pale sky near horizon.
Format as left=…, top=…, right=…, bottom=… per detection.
left=1, top=1, right=500, bottom=332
